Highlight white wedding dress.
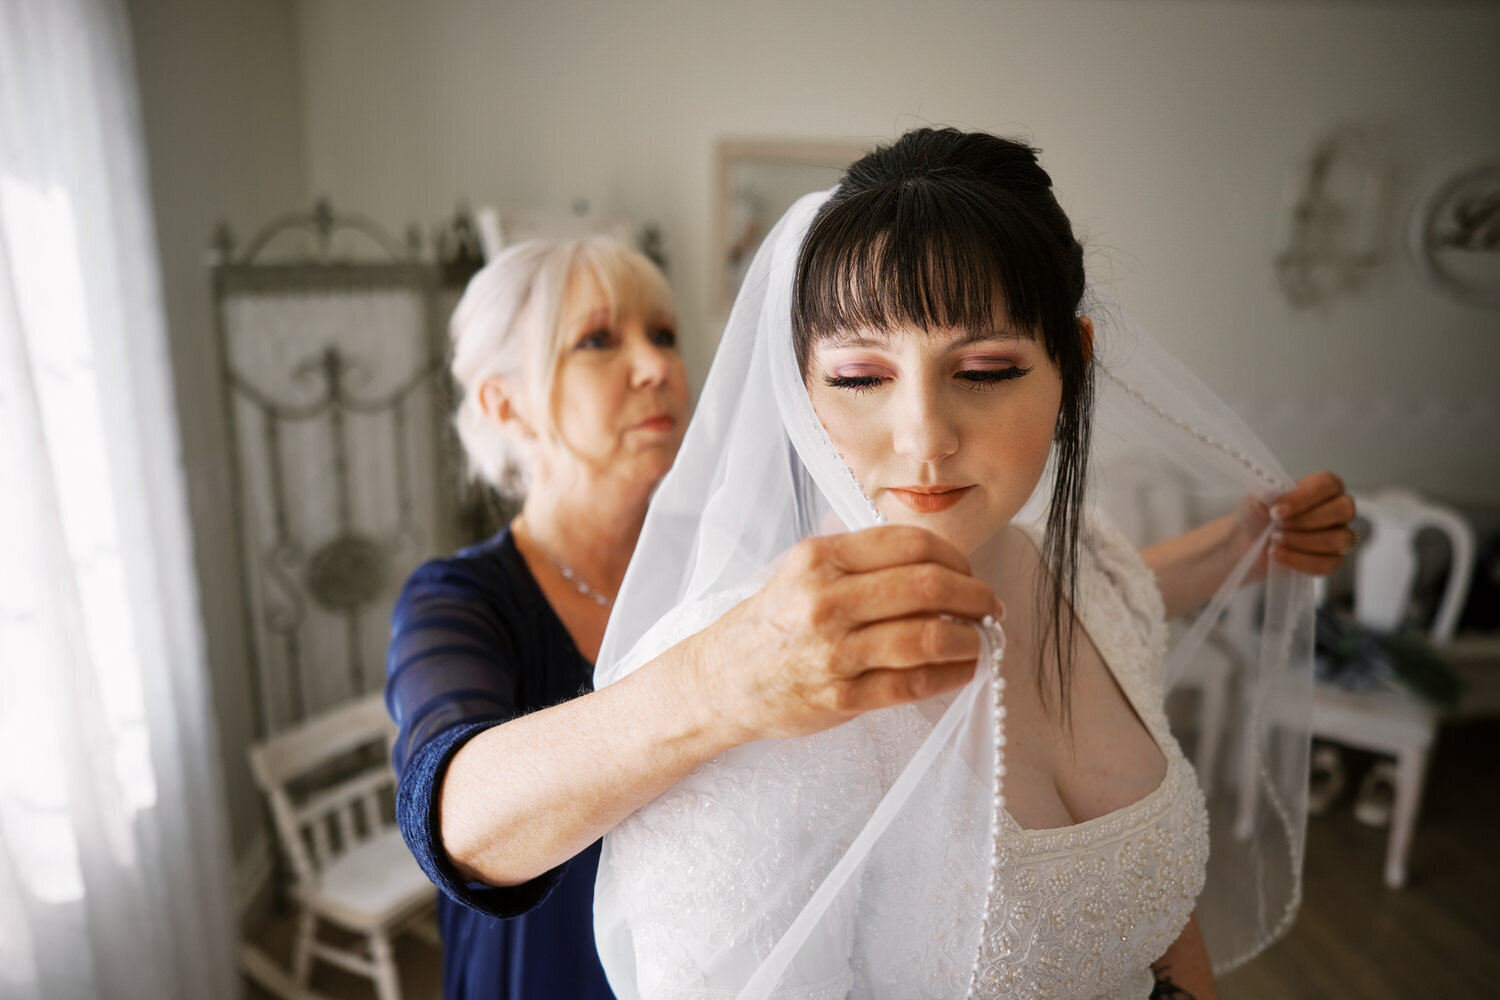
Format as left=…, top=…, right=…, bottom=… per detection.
left=598, top=513, right=1210, bottom=1000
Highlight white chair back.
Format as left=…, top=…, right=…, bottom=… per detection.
left=248, top=692, right=398, bottom=887
left=1353, top=488, right=1476, bottom=644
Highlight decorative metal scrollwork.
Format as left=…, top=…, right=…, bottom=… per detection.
left=305, top=533, right=391, bottom=612
left=212, top=199, right=462, bottom=736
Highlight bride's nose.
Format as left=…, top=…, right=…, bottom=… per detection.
left=890, top=381, right=958, bottom=464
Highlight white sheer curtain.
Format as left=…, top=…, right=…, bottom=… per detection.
left=0, top=0, right=240, bottom=997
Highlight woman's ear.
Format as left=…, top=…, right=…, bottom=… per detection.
left=1077, top=316, right=1094, bottom=366
left=479, top=376, right=536, bottom=439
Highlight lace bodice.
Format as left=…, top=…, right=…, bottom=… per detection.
left=598, top=515, right=1210, bottom=1000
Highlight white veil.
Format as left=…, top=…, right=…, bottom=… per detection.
left=593, top=188, right=1313, bottom=997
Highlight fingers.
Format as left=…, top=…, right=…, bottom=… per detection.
left=837, top=616, right=982, bottom=671
left=841, top=659, right=979, bottom=711
left=1271, top=471, right=1346, bottom=522
left=1264, top=470, right=1356, bottom=578
left=1271, top=547, right=1344, bottom=576
left=1272, top=525, right=1355, bottom=576
left=810, top=524, right=972, bottom=577
left=829, top=562, right=997, bottom=626
left=1277, top=493, right=1356, bottom=532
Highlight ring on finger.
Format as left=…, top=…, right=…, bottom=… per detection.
left=1338, top=527, right=1360, bottom=556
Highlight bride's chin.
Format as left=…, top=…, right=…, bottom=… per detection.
left=878, top=509, right=998, bottom=556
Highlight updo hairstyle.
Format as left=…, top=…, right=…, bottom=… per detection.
left=449, top=237, right=674, bottom=497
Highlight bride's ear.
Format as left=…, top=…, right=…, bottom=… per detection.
left=479, top=376, right=537, bottom=440
left=1077, top=316, right=1094, bottom=366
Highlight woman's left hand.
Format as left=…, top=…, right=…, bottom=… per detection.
left=1240, top=470, right=1358, bottom=577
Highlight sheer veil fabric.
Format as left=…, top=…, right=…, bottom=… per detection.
left=593, top=191, right=1313, bottom=998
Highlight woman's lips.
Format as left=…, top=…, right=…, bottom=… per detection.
left=632, top=414, right=677, bottom=433
left=886, top=485, right=974, bottom=513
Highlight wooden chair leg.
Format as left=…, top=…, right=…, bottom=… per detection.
left=369, top=930, right=401, bottom=1000
left=291, top=907, right=318, bottom=995
left=1385, top=743, right=1432, bottom=889
left=1233, top=688, right=1261, bottom=840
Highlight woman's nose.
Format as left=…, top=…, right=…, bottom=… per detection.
left=890, top=383, right=959, bottom=464
left=628, top=336, right=673, bottom=389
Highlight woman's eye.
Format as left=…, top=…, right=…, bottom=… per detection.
left=576, top=329, right=614, bottom=350
left=957, top=365, right=1032, bottom=389
left=651, top=327, right=678, bottom=349
left=823, top=373, right=884, bottom=394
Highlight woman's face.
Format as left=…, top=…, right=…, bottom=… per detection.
left=805, top=315, right=1063, bottom=554
left=545, top=270, right=690, bottom=492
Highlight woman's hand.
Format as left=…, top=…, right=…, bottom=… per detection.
left=1238, top=470, right=1358, bottom=578
left=693, top=524, right=998, bottom=742
left=1144, top=470, right=1357, bottom=618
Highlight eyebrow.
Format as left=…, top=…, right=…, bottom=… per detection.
left=571, top=307, right=611, bottom=330
left=824, top=327, right=1028, bottom=350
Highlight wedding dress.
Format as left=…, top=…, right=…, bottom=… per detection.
left=592, top=187, right=1314, bottom=999
left=602, top=514, right=1209, bottom=1000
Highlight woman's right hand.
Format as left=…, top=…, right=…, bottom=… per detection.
left=691, top=524, right=999, bottom=742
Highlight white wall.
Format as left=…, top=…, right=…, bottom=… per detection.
left=129, top=0, right=308, bottom=865
left=295, top=0, right=1500, bottom=501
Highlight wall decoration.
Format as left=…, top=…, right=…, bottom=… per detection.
left=715, top=139, right=868, bottom=312
left=210, top=200, right=461, bottom=737
left=1409, top=160, right=1500, bottom=307
left=1274, top=127, right=1386, bottom=307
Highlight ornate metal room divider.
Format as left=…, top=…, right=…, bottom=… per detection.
left=210, top=201, right=475, bottom=737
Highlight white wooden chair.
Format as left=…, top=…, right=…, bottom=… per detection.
left=1313, top=488, right=1474, bottom=887
left=248, top=693, right=437, bottom=1000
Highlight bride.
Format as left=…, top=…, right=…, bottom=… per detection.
left=591, top=129, right=1350, bottom=999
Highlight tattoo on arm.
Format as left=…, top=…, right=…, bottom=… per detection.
left=1150, top=964, right=1198, bottom=1000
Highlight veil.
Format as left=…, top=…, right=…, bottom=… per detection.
left=593, top=189, right=1314, bottom=997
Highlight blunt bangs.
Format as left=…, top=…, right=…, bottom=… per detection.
left=792, top=176, right=1079, bottom=373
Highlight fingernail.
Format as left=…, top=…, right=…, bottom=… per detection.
left=1272, top=531, right=1284, bottom=546
left=1272, top=504, right=1290, bottom=521
left=994, top=600, right=1007, bottom=622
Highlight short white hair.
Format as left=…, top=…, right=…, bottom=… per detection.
left=449, top=237, right=674, bottom=497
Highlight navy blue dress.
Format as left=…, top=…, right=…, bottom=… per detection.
left=387, top=528, right=615, bottom=1000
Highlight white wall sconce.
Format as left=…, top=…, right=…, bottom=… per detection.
left=1274, top=127, right=1385, bottom=307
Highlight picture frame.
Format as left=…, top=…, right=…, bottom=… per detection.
left=715, top=138, right=869, bottom=313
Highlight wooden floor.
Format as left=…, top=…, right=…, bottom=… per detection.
left=245, top=720, right=1500, bottom=999
left=1221, top=718, right=1500, bottom=1000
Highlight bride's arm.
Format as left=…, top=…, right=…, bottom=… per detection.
left=1140, top=470, right=1355, bottom=619
left=1150, top=914, right=1218, bottom=999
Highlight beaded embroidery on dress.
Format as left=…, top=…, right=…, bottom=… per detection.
left=602, top=512, right=1209, bottom=1000
left=966, top=516, right=1209, bottom=1000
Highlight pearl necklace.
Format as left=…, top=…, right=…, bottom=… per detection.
left=517, top=522, right=614, bottom=608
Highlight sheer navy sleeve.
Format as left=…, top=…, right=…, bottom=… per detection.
left=386, top=529, right=594, bottom=920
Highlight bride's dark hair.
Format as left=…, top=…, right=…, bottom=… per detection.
left=791, top=127, right=1094, bottom=718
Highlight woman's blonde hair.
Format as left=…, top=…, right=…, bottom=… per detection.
left=449, top=236, right=674, bottom=497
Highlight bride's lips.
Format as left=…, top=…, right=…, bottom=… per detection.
left=886, top=485, right=974, bottom=513
left=632, top=414, right=678, bottom=433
